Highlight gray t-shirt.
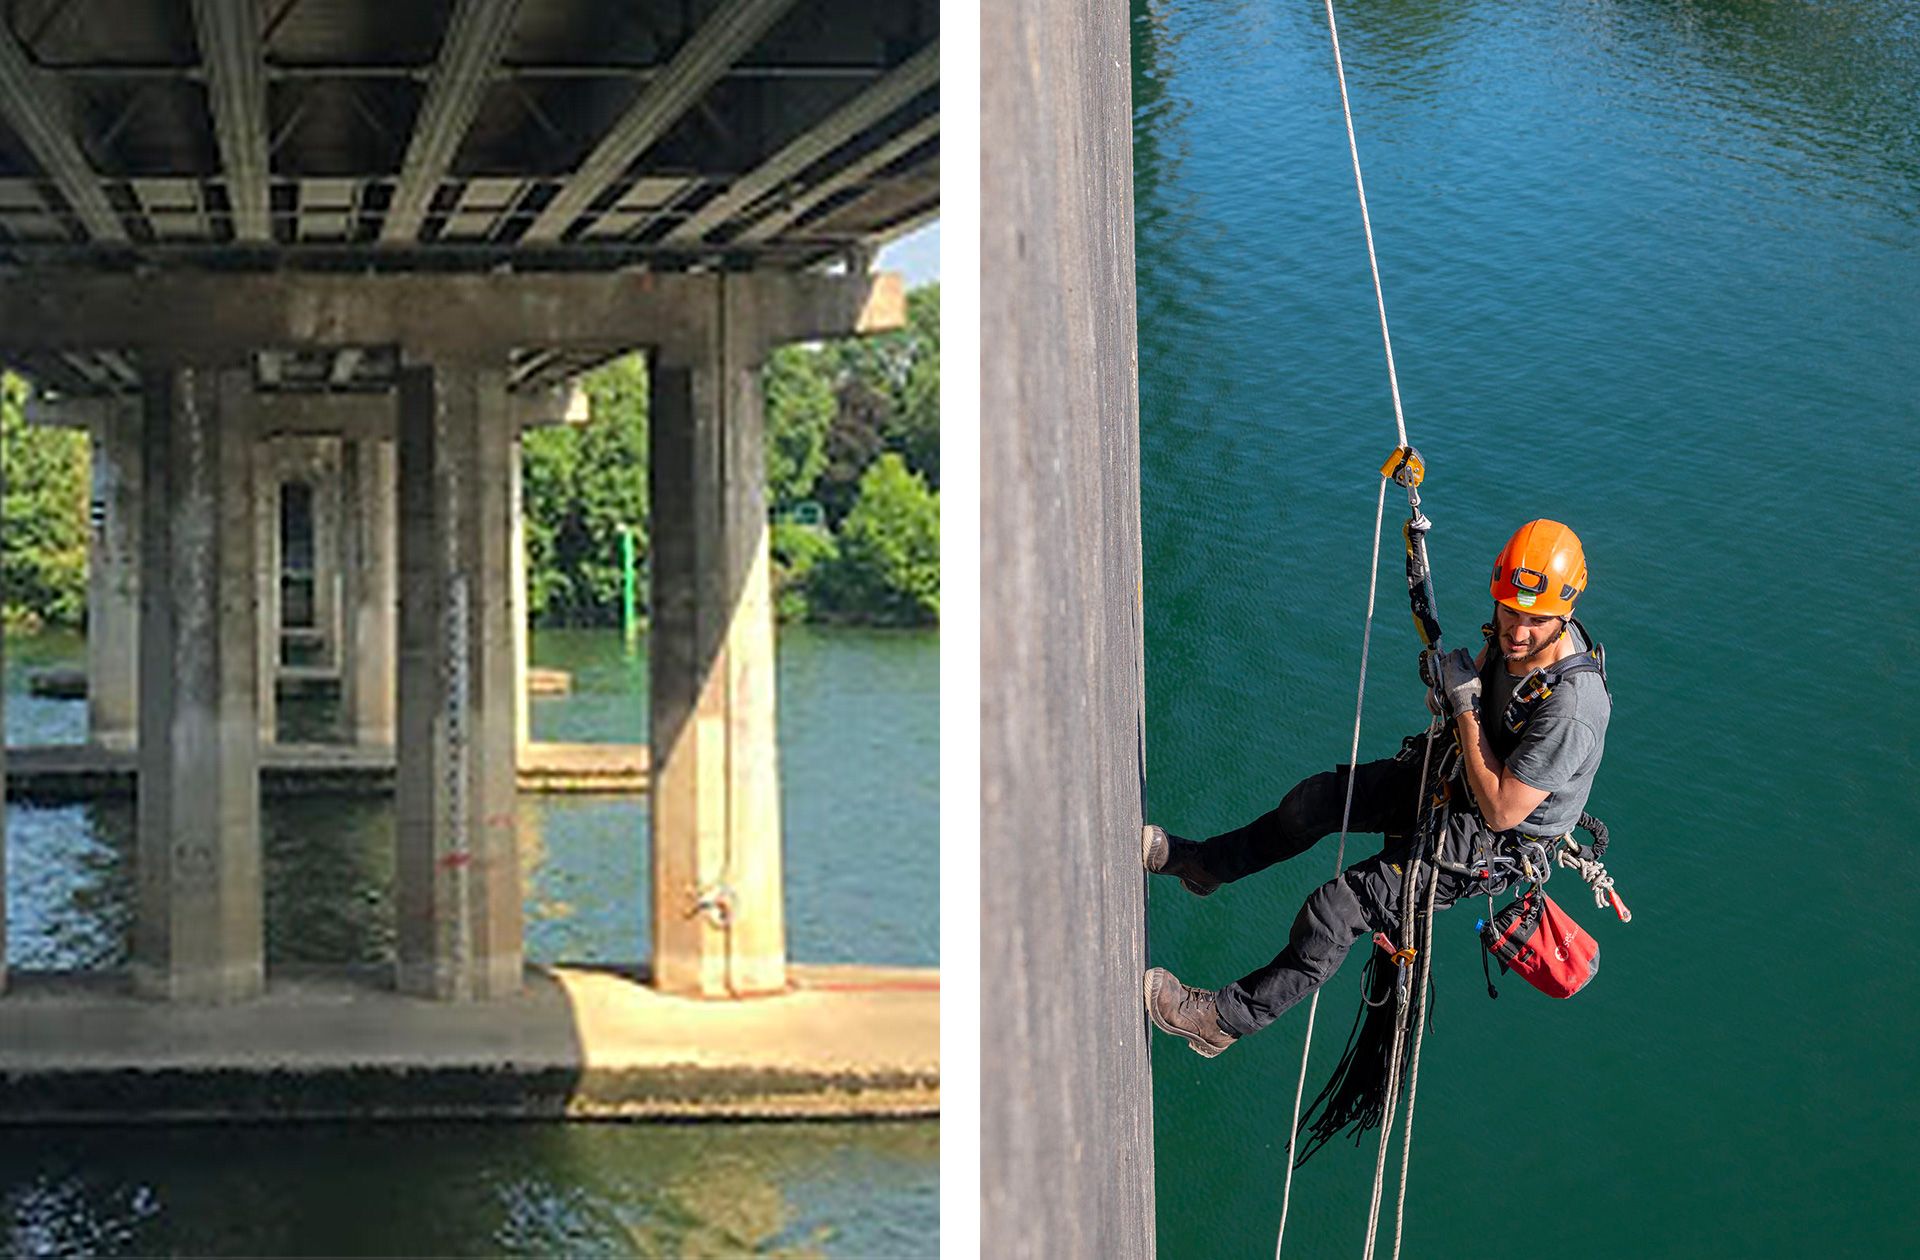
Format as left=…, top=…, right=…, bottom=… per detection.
left=1484, top=627, right=1610, bottom=838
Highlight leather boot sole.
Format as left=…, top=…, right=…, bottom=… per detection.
left=1141, top=825, right=1218, bottom=898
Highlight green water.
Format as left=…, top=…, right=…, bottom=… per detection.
left=1135, top=2, right=1918, bottom=1257
left=1, top=626, right=937, bottom=1255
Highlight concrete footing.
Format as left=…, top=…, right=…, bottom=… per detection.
left=0, top=964, right=937, bottom=1122
left=5, top=741, right=650, bottom=801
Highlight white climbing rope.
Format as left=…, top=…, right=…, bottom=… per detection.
left=1275, top=474, right=1391, bottom=1260
left=1275, top=3, right=1431, bottom=1257
left=1324, top=0, right=1408, bottom=449
left=1390, top=830, right=1446, bottom=1259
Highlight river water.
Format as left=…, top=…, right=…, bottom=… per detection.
left=0, top=625, right=938, bottom=1256
left=1135, top=1, right=1917, bottom=1256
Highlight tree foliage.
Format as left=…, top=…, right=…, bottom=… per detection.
left=817, top=453, right=939, bottom=626
left=765, top=345, right=836, bottom=512
left=522, top=355, right=649, bottom=626
left=1, top=373, right=90, bottom=632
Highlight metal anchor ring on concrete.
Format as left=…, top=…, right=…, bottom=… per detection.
left=689, top=883, right=737, bottom=928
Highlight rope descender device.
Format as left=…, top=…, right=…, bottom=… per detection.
left=1381, top=445, right=1446, bottom=702
left=1379, top=444, right=1424, bottom=490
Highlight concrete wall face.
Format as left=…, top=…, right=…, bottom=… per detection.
left=982, top=0, right=1157, bottom=1254
left=253, top=443, right=281, bottom=743
left=134, top=366, right=265, bottom=1003
left=394, top=363, right=522, bottom=1000
left=88, top=399, right=141, bottom=749
left=648, top=288, right=787, bottom=999
left=340, top=434, right=398, bottom=746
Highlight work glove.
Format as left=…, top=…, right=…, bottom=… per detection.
left=1436, top=646, right=1481, bottom=718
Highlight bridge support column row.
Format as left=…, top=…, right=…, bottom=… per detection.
left=649, top=280, right=787, bottom=998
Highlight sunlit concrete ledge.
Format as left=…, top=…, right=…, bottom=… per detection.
left=0, top=964, right=937, bottom=1123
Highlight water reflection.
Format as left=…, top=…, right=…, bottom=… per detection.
left=0, top=1122, right=937, bottom=1257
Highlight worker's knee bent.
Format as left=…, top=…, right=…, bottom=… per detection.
left=1288, top=872, right=1369, bottom=977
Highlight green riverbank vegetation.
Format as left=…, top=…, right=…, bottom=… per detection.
left=0, top=282, right=938, bottom=634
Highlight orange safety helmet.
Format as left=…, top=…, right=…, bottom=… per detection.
left=1489, top=520, right=1587, bottom=617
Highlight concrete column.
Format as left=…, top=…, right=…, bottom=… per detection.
left=649, top=278, right=787, bottom=998
left=253, top=441, right=280, bottom=744
left=87, top=398, right=141, bottom=750
left=394, top=361, right=521, bottom=1000
left=339, top=434, right=397, bottom=746
left=311, top=438, right=343, bottom=676
left=134, top=364, right=264, bottom=1003
left=510, top=433, right=530, bottom=755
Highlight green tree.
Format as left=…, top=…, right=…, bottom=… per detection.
left=764, top=345, right=835, bottom=512
left=769, top=520, right=838, bottom=623
left=1, top=372, right=90, bottom=632
left=819, top=453, right=938, bottom=626
left=816, top=282, right=939, bottom=513
left=522, top=355, right=648, bottom=626
left=879, top=283, right=939, bottom=487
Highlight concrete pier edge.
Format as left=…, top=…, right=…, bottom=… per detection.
left=0, top=963, right=937, bottom=1124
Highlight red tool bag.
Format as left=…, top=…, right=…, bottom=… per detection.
left=1479, top=890, right=1599, bottom=999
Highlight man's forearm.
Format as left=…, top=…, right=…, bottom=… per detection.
left=1454, top=709, right=1503, bottom=820
left=1453, top=708, right=1553, bottom=832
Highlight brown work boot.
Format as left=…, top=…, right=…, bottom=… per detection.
left=1144, top=967, right=1237, bottom=1058
left=1142, top=824, right=1220, bottom=897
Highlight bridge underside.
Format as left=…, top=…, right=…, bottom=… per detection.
left=0, top=0, right=935, bottom=1007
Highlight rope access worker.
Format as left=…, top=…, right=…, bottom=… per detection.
left=1143, top=520, right=1610, bottom=1056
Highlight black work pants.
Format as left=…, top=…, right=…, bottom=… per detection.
left=1188, top=752, right=1500, bottom=1039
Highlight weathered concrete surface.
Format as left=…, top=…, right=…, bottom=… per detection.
left=395, top=362, right=521, bottom=1000
left=648, top=278, right=787, bottom=1000
left=86, top=398, right=140, bottom=748
left=0, top=964, right=938, bottom=1122
left=6, top=741, right=649, bottom=801
left=135, top=365, right=263, bottom=1003
left=0, top=271, right=905, bottom=359
left=982, top=0, right=1156, bottom=1254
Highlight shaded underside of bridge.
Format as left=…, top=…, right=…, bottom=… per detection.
left=0, top=0, right=936, bottom=393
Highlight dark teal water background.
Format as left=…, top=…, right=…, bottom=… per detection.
left=1135, top=1, right=1918, bottom=1256
left=1, top=626, right=937, bottom=1256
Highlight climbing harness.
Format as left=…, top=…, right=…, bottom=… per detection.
left=1272, top=5, right=1632, bottom=1258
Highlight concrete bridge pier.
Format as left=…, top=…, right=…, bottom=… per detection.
left=134, top=363, right=264, bottom=1003
left=648, top=280, right=786, bottom=999
left=87, top=396, right=141, bottom=750
left=340, top=433, right=398, bottom=748
left=394, top=361, right=521, bottom=1001
left=253, top=439, right=281, bottom=745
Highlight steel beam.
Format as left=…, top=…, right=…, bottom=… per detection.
left=734, top=115, right=937, bottom=245
left=0, top=270, right=903, bottom=356
left=667, top=40, right=937, bottom=246
left=521, top=0, right=800, bottom=244
left=382, top=0, right=524, bottom=244
left=0, top=18, right=126, bottom=243
left=192, top=0, right=272, bottom=242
